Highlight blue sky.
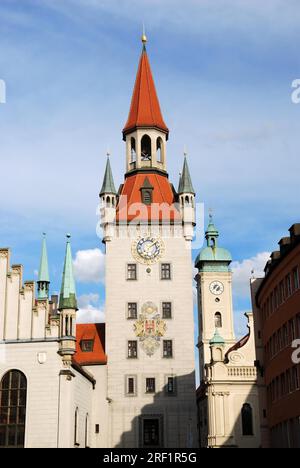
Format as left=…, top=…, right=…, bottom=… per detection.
left=0, top=0, right=300, bottom=337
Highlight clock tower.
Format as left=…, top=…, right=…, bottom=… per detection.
left=195, top=215, right=236, bottom=379
left=100, top=35, right=198, bottom=448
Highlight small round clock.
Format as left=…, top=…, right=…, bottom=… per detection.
left=132, top=237, right=164, bottom=264
left=209, top=281, right=224, bottom=296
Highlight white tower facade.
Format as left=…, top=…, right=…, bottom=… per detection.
left=101, top=39, right=198, bottom=448
left=195, top=216, right=261, bottom=448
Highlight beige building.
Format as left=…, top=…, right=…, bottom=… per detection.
left=195, top=218, right=261, bottom=448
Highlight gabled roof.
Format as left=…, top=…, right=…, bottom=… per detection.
left=74, top=323, right=107, bottom=366
left=116, top=172, right=181, bottom=223
left=100, top=157, right=116, bottom=195
left=123, top=45, right=169, bottom=138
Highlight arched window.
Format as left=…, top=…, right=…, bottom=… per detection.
left=242, top=403, right=254, bottom=436
left=215, top=312, right=222, bottom=328
left=0, top=370, right=27, bottom=448
left=141, top=135, right=152, bottom=161
left=156, top=137, right=163, bottom=163
left=65, top=316, right=69, bottom=336
left=131, top=137, right=136, bottom=162
left=210, top=237, right=216, bottom=248
left=106, top=196, right=111, bottom=207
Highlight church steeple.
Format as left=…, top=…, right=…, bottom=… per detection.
left=123, top=36, right=168, bottom=173
left=58, top=235, right=78, bottom=367
left=178, top=156, right=195, bottom=195
left=59, top=235, right=77, bottom=311
left=123, top=37, right=168, bottom=138
left=37, top=233, right=50, bottom=300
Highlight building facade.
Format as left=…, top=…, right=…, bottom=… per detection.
left=0, top=37, right=198, bottom=448
left=102, top=35, right=198, bottom=448
left=0, top=239, right=108, bottom=448
left=252, top=224, right=300, bottom=448
left=196, top=217, right=261, bottom=448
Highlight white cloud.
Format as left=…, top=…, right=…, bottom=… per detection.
left=77, top=293, right=105, bottom=323
left=232, top=252, right=270, bottom=299
left=73, top=248, right=105, bottom=283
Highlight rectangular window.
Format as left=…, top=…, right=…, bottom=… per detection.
left=80, top=340, right=94, bottom=352
left=128, top=341, right=138, bottom=358
left=127, top=264, right=137, bottom=280
left=166, top=376, right=176, bottom=395
left=292, top=366, right=300, bottom=391
left=126, top=376, right=136, bottom=396
left=146, top=378, right=156, bottom=393
left=143, top=418, right=160, bottom=447
left=163, top=340, right=173, bottom=358
left=283, top=325, right=289, bottom=347
left=280, top=281, right=285, bottom=304
left=286, top=274, right=292, bottom=297
left=289, top=319, right=296, bottom=341
left=161, top=263, right=171, bottom=280
left=293, top=268, right=299, bottom=291
left=128, top=302, right=137, bottom=319
left=162, top=302, right=172, bottom=319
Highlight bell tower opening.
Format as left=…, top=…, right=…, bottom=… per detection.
left=131, top=137, right=137, bottom=162
left=141, top=134, right=152, bottom=162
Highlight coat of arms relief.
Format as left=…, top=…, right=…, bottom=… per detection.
left=133, top=301, right=167, bottom=356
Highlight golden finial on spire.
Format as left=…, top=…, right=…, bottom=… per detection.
left=141, top=23, right=147, bottom=45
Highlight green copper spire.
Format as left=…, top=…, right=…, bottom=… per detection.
left=37, top=233, right=50, bottom=300
left=205, top=213, right=219, bottom=247
left=209, top=328, right=225, bottom=346
left=178, top=156, right=195, bottom=195
left=100, top=156, right=117, bottom=196
left=195, top=213, right=232, bottom=271
left=59, top=235, right=78, bottom=311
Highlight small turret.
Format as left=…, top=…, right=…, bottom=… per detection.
left=37, top=233, right=50, bottom=300
left=58, top=235, right=78, bottom=367
left=178, top=155, right=195, bottom=241
left=100, top=155, right=117, bottom=243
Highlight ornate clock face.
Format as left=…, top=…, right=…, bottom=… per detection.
left=209, top=281, right=224, bottom=296
left=132, top=237, right=164, bottom=265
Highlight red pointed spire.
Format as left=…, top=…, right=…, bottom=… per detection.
left=123, top=44, right=169, bottom=139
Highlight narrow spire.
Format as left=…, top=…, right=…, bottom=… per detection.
left=100, top=155, right=117, bottom=196
left=178, top=155, right=195, bottom=195
left=59, top=235, right=77, bottom=310
left=37, top=233, right=50, bottom=300
left=123, top=39, right=169, bottom=139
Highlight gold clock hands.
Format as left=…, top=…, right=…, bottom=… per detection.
left=144, top=241, right=157, bottom=254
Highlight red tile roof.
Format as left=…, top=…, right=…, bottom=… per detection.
left=116, top=173, right=181, bottom=222
left=74, top=323, right=107, bottom=366
left=123, top=47, right=169, bottom=138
